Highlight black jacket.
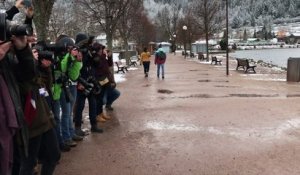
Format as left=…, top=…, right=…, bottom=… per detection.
left=0, top=46, right=35, bottom=157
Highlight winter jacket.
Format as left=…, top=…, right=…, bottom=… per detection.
left=94, top=54, right=113, bottom=83
left=140, top=51, right=151, bottom=63
left=0, top=45, right=36, bottom=157
left=52, top=53, right=82, bottom=100
left=155, top=48, right=166, bottom=65
left=19, top=61, right=56, bottom=138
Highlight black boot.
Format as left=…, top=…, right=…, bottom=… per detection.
left=91, top=125, right=104, bottom=133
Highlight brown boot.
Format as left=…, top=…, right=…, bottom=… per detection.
left=102, top=113, right=111, bottom=120
left=96, top=114, right=107, bottom=123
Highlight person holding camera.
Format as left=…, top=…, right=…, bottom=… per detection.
left=92, top=43, right=114, bottom=122
left=74, top=33, right=104, bottom=134
left=51, top=35, right=83, bottom=151
left=0, top=34, right=35, bottom=174
left=103, top=49, right=120, bottom=111
left=12, top=45, right=61, bottom=175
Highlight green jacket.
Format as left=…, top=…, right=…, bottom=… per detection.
left=52, top=53, right=82, bottom=100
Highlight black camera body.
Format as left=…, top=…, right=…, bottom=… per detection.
left=44, top=43, right=69, bottom=54
left=78, top=77, right=101, bottom=96
left=38, top=50, right=55, bottom=63
left=0, top=13, right=33, bottom=41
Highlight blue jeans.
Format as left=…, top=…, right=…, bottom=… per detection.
left=103, top=87, right=120, bottom=106
left=74, top=90, right=97, bottom=127
left=96, top=85, right=108, bottom=116
left=53, top=89, right=72, bottom=144
left=19, top=128, right=60, bottom=175
left=157, top=64, right=165, bottom=77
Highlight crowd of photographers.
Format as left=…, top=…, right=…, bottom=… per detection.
left=0, top=1, right=120, bottom=174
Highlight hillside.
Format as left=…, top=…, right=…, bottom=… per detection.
left=230, top=0, right=300, bottom=28
left=146, top=0, right=300, bottom=29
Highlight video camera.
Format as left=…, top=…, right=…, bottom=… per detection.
left=0, top=13, right=33, bottom=41
left=38, top=50, right=55, bottom=63
left=43, top=43, right=70, bottom=54
left=78, top=76, right=101, bottom=96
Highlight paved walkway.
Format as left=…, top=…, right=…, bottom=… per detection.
left=55, top=53, right=300, bottom=175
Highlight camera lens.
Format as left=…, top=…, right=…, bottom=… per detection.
left=9, top=24, right=33, bottom=36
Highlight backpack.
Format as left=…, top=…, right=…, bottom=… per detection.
left=157, top=51, right=166, bottom=60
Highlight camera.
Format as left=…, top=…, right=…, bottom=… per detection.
left=38, top=50, right=55, bottom=62
left=78, top=77, right=94, bottom=96
left=23, top=0, right=32, bottom=8
left=0, top=13, right=33, bottom=41
left=78, top=77, right=101, bottom=96
left=44, top=43, right=68, bottom=54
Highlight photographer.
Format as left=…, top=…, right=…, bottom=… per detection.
left=0, top=35, right=35, bottom=174
left=74, top=32, right=104, bottom=134
left=14, top=46, right=61, bottom=175
left=51, top=35, right=83, bottom=151
left=92, top=43, right=113, bottom=122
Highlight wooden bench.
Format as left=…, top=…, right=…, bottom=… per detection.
left=236, top=58, right=256, bottom=73
left=129, top=56, right=138, bottom=67
left=198, top=52, right=206, bottom=61
left=190, top=52, right=195, bottom=58
left=115, top=61, right=128, bottom=73
left=211, top=56, right=222, bottom=65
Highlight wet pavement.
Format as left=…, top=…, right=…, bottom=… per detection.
left=55, top=53, right=300, bottom=175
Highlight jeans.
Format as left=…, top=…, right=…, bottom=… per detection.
left=19, top=128, right=60, bottom=175
left=74, top=90, right=97, bottom=127
left=103, top=87, right=120, bottom=106
left=157, top=64, right=165, bottom=77
left=69, top=85, right=77, bottom=136
left=96, top=85, right=108, bottom=116
left=143, top=61, right=150, bottom=74
left=53, top=89, right=72, bottom=144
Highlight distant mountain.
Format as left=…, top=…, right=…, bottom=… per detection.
left=229, top=0, right=300, bottom=28
left=147, top=0, right=300, bottom=28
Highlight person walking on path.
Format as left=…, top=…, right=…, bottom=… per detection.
left=154, top=44, right=166, bottom=79
left=140, top=47, right=151, bottom=77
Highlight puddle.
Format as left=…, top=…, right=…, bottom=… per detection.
left=198, top=79, right=211, bottom=82
left=178, top=94, right=213, bottom=99
left=215, top=85, right=239, bottom=88
left=158, top=89, right=174, bottom=94
left=229, top=94, right=279, bottom=97
left=287, top=94, right=300, bottom=98
left=198, top=80, right=229, bottom=83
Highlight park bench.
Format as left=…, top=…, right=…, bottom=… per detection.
left=115, top=61, right=128, bottom=73
left=129, top=56, right=138, bottom=67
left=198, top=52, right=205, bottom=61
left=190, top=52, right=195, bottom=58
left=211, top=56, right=222, bottom=65
left=236, top=58, right=256, bottom=73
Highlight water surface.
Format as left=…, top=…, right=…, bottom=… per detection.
left=230, top=48, right=300, bottom=68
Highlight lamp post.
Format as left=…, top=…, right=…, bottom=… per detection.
left=173, top=34, right=176, bottom=55
left=183, top=25, right=187, bottom=59
left=225, top=0, right=229, bottom=75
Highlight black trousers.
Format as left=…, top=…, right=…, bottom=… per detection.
left=13, top=128, right=61, bottom=175
left=143, top=61, right=150, bottom=74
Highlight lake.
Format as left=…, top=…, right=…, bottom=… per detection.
left=230, top=48, right=300, bottom=68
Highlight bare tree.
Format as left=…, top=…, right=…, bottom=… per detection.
left=132, top=12, right=156, bottom=51
left=116, top=0, right=144, bottom=64
left=75, top=0, right=131, bottom=49
left=155, top=1, right=182, bottom=41
left=177, top=9, right=203, bottom=52
left=32, top=0, right=55, bottom=40
left=189, top=0, right=223, bottom=61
